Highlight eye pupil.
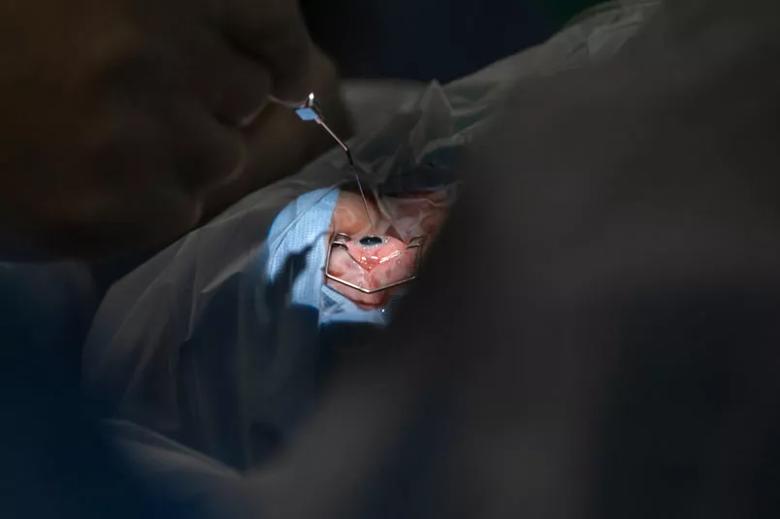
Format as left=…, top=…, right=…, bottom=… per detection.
left=359, top=235, right=383, bottom=246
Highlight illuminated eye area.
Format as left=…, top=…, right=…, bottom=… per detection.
left=325, top=234, right=422, bottom=309
left=324, top=190, right=447, bottom=311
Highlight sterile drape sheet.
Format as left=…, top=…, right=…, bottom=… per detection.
left=82, top=0, right=659, bottom=507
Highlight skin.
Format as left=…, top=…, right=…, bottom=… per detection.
left=326, top=190, right=450, bottom=308
left=0, top=0, right=349, bottom=259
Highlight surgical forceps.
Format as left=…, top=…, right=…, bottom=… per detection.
left=269, top=93, right=374, bottom=227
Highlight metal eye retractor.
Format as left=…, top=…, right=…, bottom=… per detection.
left=270, top=92, right=426, bottom=296
left=324, top=233, right=425, bottom=294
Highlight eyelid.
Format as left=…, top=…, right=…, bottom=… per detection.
left=323, top=233, right=425, bottom=295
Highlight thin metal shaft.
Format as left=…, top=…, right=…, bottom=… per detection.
left=350, top=163, right=375, bottom=230
left=269, top=93, right=374, bottom=228
left=315, top=119, right=374, bottom=229
left=316, top=119, right=349, bottom=157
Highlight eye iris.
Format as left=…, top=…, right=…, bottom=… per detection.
left=359, top=235, right=383, bottom=247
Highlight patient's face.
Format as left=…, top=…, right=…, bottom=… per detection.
left=326, top=190, right=449, bottom=308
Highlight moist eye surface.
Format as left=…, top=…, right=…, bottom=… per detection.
left=359, top=235, right=384, bottom=247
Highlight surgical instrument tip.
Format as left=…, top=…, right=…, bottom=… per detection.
left=269, top=92, right=372, bottom=227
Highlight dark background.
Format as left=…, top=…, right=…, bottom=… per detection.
left=0, top=2, right=605, bottom=517
left=301, top=0, right=600, bottom=81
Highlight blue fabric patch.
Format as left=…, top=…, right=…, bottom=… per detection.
left=294, top=107, right=319, bottom=121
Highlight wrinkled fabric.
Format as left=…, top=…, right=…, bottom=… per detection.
left=82, top=0, right=660, bottom=491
